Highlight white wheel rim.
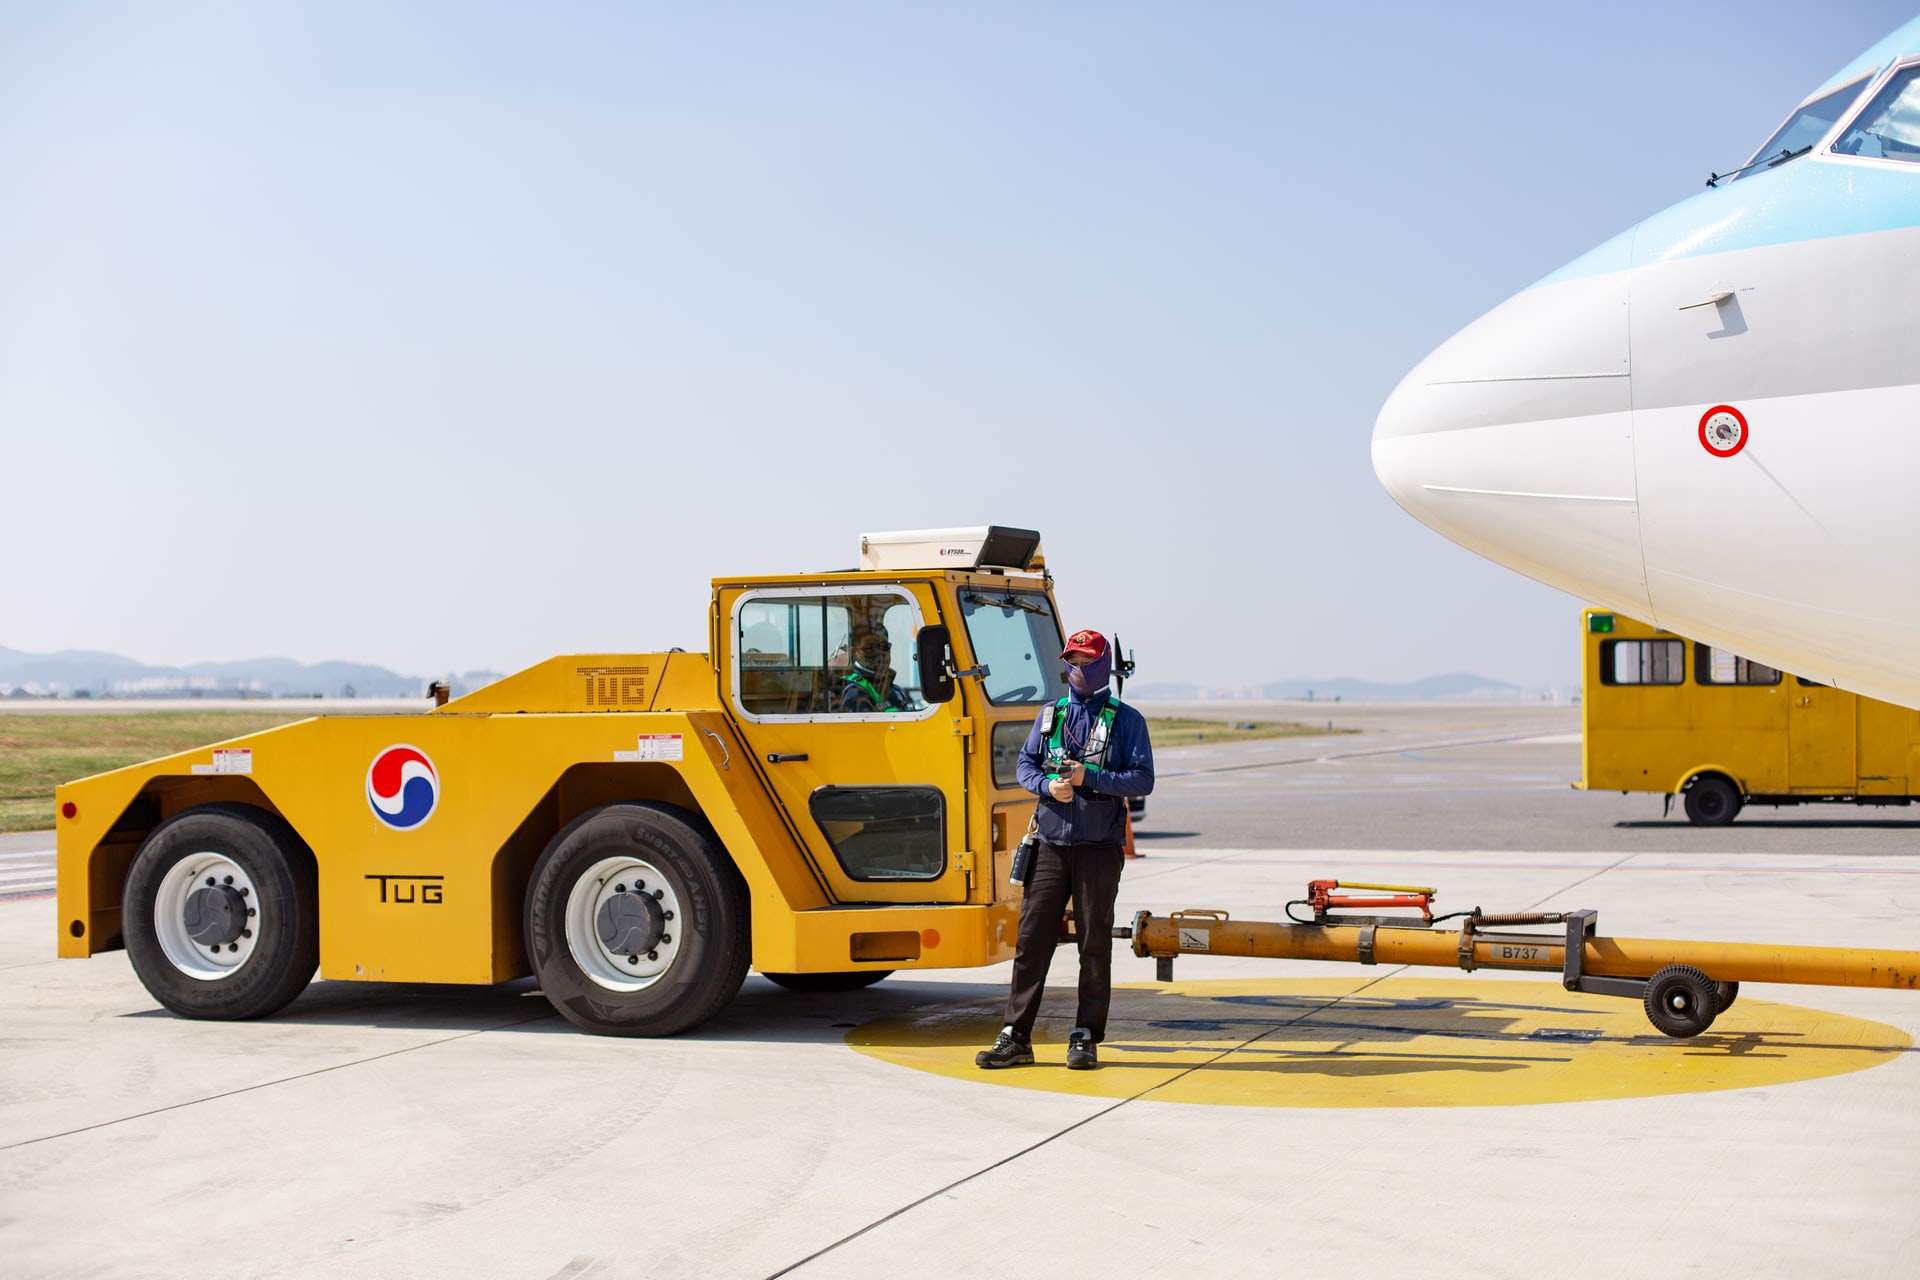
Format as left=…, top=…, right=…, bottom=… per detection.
left=565, top=856, right=685, bottom=992
left=154, top=852, right=262, bottom=980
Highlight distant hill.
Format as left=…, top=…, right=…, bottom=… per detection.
left=0, top=645, right=500, bottom=700
left=1127, top=673, right=1523, bottom=702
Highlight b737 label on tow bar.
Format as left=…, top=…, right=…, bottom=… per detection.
left=1476, top=942, right=1562, bottom=966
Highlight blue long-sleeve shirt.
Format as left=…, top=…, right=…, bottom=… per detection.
left=1016, top=687, right=1154, bottom=845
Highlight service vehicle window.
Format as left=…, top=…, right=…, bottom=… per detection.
left=1601, top=639, right=1684, bottom=685
left=1736, top=73, right=1877, bottom=178
left=808, top=786, right=944, bottom=881
left=1694, top=644, right=1782, bottom=686
left=991, top=720, right=1034, bottom=789
left=1833, top=65, right=1920, bottom=162
left=736, top=589, right=928, bottom=717
left=959, top=589, right=1066, bottom=705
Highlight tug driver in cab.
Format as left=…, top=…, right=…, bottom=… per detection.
left=839, top=628, right=913, bottom=713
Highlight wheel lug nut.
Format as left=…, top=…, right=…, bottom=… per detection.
left=206, top=877, right=216, bottom=886
left=239, top=887, right=250, bottom=897
left=627, top=954, right=639, bottom=965
left=653, top=889, right=664, bottom=900
left=228, top=943, right=239, bottom=952
left=240, top=929, right=252, bottom=939
left=647, top=950, right=659, bottom=961
left=663, top=910, right=674, bottom=921
left=223, top=875, right=233, bottom=885
left=615, top=883, right=626, bottom=893
left=660, top=934, right=672, bottom=945
left=247, top=908, right=256, bottom=917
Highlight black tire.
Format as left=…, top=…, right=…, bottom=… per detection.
left=1644, top=964, right=1721, bottom=1037
left=526, top=802, right=750, bottom=1036
left=1683, top=775, right=1742, bottom=826
left=123, top=803, right=319, bottom=1021
left=761, top=970, right=892, bottom=992
left=1714, top=980, right=1740, bottom=1011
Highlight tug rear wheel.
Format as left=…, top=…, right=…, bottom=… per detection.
left=526, top=803, right=750, bottom=1037
left=123, top=803, right=319, bottom=1021
left=1644, top=964, right=1720, bottom=1037
left=761, top=970, right=892, bottom=992
left=1713, top=980, right=1740, bottom=1011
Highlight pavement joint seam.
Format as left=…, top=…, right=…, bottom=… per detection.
left=1160, top=732, right=1539, bottom=779
left=0, top=1010, right=558, bottom=1152
left=767, top=980, right=1401, bottom=1278
left=771, top=851, right=1644, bottom=1274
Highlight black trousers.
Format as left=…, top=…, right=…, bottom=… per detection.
left=1003, top=840, right=1125, bottom=1042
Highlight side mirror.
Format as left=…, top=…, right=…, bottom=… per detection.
left=916, top=625, right=957, bottom=704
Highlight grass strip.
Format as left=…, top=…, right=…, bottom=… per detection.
left=1141, top=717, right=1355, bottom=748
left=0, top=713, right=312, bottom=833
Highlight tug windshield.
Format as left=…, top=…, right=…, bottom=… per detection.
left=959, top=589, right=1066, bottom=705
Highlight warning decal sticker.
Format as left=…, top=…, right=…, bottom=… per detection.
left=615, top=734, right=684, bottom=762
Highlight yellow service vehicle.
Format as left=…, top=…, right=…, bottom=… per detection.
left=55, top=526, right=1076, bottom=1036
left=1577, top=609, right=1920, bottom=826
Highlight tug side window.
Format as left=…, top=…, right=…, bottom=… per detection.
left=735, top=590, right=928, bottom=717
left=1601, top=639, right=1685, bottom=685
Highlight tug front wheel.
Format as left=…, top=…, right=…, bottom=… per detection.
left=123, top=803, right=319, bottom=1021
left=1644, top=964, right=1721, bottom=1037
left=526, top=803, right=750, bottom=1037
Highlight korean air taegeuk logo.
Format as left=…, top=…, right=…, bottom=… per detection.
left=366, top=745, right=439, bottom=831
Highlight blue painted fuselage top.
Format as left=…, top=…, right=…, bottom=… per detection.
left=1533, top=16, right=1920, bottom=288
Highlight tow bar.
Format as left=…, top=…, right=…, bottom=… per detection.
left=1119, top=881, right=1920, bottom=1038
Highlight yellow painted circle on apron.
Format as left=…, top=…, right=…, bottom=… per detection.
left=848, top=978, right=1913, bottom=1108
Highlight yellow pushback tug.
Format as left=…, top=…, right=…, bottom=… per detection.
left=57, top=527, right=1064, bottom=1036
left=53, top=530, right=1920, bottom=1041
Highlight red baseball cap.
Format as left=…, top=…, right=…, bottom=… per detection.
left=1061, top=629, right=1108, bottom=661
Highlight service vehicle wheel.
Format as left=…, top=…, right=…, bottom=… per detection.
left=761, top=970, right=891, bottom=992
left=123, top=803, right=319, bottom=1021
left=526, top=803, right=750, bottom=1037
left=1683, top=775, right=1742, bottom=826
left=1643, top=964, right=1720, bottom=1037
left=1713, top=980, right=1740, bottom=1011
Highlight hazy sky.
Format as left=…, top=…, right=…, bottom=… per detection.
left=3, top=3, right=1910, bottom=687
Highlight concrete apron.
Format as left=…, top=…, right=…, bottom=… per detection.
left=3, top=845, right=1918, bottom=1279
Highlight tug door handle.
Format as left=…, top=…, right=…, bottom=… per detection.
left=768, top=753, right=809, bottom=763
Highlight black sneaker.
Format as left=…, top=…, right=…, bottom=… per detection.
left=1067, top=1026, right=1097, bottom=1070
left=975, top=1026, right=1034, bottom=1069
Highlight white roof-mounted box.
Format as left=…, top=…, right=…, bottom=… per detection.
left=858, top=526, right=1043, bottom=573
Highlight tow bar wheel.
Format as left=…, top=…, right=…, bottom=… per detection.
left=526, top=802, right=751, bottom=1037
left=564, top=855, right=685, bottom=991
left=1644, top=964, right=1721, bottom=1037
left=122, top=803, right=320, bottom=1021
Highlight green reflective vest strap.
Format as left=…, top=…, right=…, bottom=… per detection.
left=847, top=671, right=898, bottom=712
left=1046, top=695, right=1118, bottom=770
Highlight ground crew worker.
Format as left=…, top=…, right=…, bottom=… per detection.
left=976, top=629, right=1153, bottom=1071
left=839, top=631, right=912, bottom=713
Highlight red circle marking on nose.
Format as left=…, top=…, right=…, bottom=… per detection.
left=1699, top=404, right=1749, bottom=458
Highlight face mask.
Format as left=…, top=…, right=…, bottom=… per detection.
left=1067, top=651, right=1111, bottom=695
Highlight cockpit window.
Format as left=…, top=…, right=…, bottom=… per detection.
left=1832, top=65, right=1920, bottom=163
left=1733, top=73, right=1877, bottom=180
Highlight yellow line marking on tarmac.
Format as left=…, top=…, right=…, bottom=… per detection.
left=849, top=978, right=1912, bottom=1108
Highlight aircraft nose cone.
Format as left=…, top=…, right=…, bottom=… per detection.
left=1371, top=266, right=1651, bottom=617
